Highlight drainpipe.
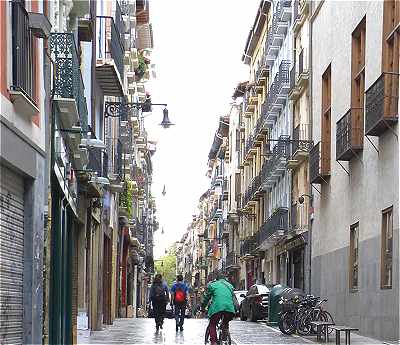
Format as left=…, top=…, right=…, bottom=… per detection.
left=307, top=1, right=313, bottom=295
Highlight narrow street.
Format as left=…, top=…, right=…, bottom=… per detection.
left=78, top=318, right=388, bottom=345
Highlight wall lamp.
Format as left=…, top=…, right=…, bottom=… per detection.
left=104, top=101, right=174, bottom=129
left=298, top=194, right=313, bottom=204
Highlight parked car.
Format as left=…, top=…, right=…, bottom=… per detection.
left=233, top=290, right=247, bottom=316
left=239, top=284, right=270, bottom=322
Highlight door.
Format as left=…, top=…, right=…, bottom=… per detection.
left=0, top=165, right=25, bottom=344
left=103, top=235, right=112, bottom=324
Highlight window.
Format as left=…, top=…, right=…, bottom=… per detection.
left=351, top=18, right=366, bottom=143
left=321, top=65, right=331, bottom=175
left=381, top=207, right=393, bottom=289
left=382, top=1, right=399, bottom=117
left=349, top=223, right=359, bottom=291
left=11, top=0, right=35, bottom=100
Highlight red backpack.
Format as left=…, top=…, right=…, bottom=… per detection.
left=175, top=285, right=186, bottom=304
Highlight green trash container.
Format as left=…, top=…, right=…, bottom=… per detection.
left=268, top=285, right=289, bottom=325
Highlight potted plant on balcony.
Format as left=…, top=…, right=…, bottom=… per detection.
left=134, top=54, right=148, bottom=81
left=120, top=179, right=135, bottom=218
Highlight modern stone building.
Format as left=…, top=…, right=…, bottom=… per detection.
left=309, top=1, right=399, bottom=341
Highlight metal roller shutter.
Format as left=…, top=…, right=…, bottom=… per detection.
left=0, top=166, right=24, bottom=345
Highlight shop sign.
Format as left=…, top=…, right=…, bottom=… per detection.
left=276, top=235, right=307, bottom=253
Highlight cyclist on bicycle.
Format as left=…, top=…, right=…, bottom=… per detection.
left=201, top=272, right=238, bottom=345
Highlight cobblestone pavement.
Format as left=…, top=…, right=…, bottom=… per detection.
left=77, top=317, right=392, bottom=345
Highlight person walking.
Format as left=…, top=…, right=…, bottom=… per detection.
left=149, top=273, right=169, bottom=331
left=201, top=272, right=238, bottom=345
left=170, top=274, right=189, bottom=332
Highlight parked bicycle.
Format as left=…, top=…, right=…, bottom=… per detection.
left=278, top=295, right=334, bottom=336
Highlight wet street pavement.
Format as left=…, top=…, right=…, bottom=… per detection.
left=78, top=318, right=389, bottom=345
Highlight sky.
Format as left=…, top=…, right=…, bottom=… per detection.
left=143, top=0, right=260, bottom=258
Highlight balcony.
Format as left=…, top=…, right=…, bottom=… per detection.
left=274, top=60, right=291, bottom=104
left=336, top=108, right=363, bottom=161
left=258, top=207, right=288, bottom=248
left=290, top=48, right=309, bottom=101
left=255, top=53, right=268, bottom=86
left=293, top=0, right=309, bottom=35
left=365, top=72, right=399, bottom=136
left=244, top=133, right=257, bottom=161
left=226, top=251, right=240, bottom=269
left=50, top=33, right=88, bottom=132
left=223, top=178, right=229, bottom=200
left=87, top=148, right=108, bottom=197
left=290, top=203, right=309, bottom=234
left=210, top=200, right=223, bottom=221
left=277, top=0, right=292, bottom=22
left=106, top=138, right=124, bottom=192
left=265, top=6, right=290, bottom=66
left=240, top=234, right=258, bottom=258
left=9, top=2, right=41, bottom=117
left=96, top=16, right=125, bottom=96
left=244, top=90, right=256, bottom=117
left=50, top=33, right=90, bottom=170
left=262, top=137, right=290, bottom=190
left=309, top=141, right=330, bottom=184
left=286, top=124, right=313, bottom=168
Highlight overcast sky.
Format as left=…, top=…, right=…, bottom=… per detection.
left=143, top=0, right=260, bottom=258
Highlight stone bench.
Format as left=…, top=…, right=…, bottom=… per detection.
left=310, top=321, right=335, bottom=343
left=329, top=325, right=359, bottom=345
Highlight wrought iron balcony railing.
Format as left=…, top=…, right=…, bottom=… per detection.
left=290, top=65, right=296, bottom=91
left=11, top=1, right=34, bottom=101
left=240, top=234, right=258, bottom=256
left=50, top=33, right=88, bottom=131
left=290, top=203, right=309, bottom=231
left=309, top=141, right=330, bottom=184
left=291, top=124, right=312, bottom=158
left=336, top=108, right=363, bottom=161
left=97, top=16, right=125, bottom=81
left=365, top=72, right=399, bottom=136
left=105, top=138, right=124, bottom=180
left=259, top=207, right=288, bottom=244
left=87, top=148, right=108, bottom=178
left=226, top=251, right=239, bottom=268
left=262, top=137, right=290, bottom=188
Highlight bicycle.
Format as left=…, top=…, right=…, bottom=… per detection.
left=204, top=313, right=232, bottom=345
left=278, top=295, right=334, bottom=336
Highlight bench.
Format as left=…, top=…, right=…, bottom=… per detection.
left=329, top=325, right=359, bottom=345
left=310, top=321, right=335, bottom=343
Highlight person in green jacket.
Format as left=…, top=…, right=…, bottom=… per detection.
left=201, top=272, right=238, bottom=345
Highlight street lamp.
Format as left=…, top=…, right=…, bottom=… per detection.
left=104, top=100, right=175, bottom=129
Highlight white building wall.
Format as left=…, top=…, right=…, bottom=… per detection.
left=311, top=1, right=399, bottom=341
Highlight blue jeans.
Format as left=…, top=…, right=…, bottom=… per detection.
left=174, top=303, right=186, bottom=327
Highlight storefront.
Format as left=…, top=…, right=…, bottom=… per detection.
left=276, top=233, right=308, bottom=290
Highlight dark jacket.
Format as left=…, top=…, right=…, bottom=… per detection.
left=150, top=282, right=169, bottom=304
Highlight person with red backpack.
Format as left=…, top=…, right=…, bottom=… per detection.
left=170, top=274, right=190, bottom=332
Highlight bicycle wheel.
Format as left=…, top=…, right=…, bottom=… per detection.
left=205, top=324, right=210, bottom=344
left=321, top=310, right=335, bottom=334
left=309, top=309, right=326, bottom=334
left=297, top=311, right=314, bottom=336
left=278, top=311, right=296, bottom=335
